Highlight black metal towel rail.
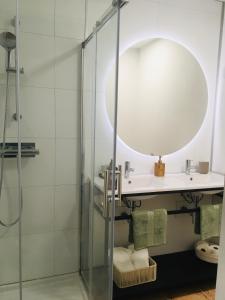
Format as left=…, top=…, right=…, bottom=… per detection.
left=115, top=207, right=200, bottom=221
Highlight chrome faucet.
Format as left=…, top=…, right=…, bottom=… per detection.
left=185, top=159, right=196, bottom=175
left=125, top=161, right=134, bottom=179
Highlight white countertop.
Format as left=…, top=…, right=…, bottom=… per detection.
left=94, top=172, right=224, bottom=196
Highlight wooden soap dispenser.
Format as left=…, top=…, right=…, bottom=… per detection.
left=154, top=155, right=165, bottom=177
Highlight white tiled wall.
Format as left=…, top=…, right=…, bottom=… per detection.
left=0, top=0, right=86, bottom=284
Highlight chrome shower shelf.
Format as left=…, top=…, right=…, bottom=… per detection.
left=0, top=143, right=40, bottom=158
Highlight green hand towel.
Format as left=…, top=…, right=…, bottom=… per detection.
left=200, top=204, right=222, bottom=240
left=132, top=209, right=167, bottom=250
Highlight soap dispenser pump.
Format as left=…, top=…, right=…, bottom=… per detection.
left=154, top=155, right=165, bottom=177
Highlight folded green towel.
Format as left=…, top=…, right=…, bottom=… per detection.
left=132, top=209, right=167, bottom=250
left=200, top=204, right=222, bottom=240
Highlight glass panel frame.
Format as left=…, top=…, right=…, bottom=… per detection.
left=80, top=2, right=121, bottom=300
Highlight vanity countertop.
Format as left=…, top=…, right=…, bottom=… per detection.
left=122, top=172, right=224, bottom=196
left=94, top=172, right=224, bottom=196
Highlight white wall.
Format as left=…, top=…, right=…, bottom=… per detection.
left=214, top=6, right=225, bottom=300
left=86, top=0, right=223, bottom=256
left=212, top=8, right=225, bottom=175
left=82, top=0, right=225, bottom=279
left=85, top=0, right=112, bottom=37
left=0, top=0, right=85, bottom=284
left=113, top=0, right=222, bottom=254
left=116, top=0, right=221, bottom=174
left=90, top=0, right=222, bottom=175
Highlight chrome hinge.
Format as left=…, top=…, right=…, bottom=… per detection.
left=112, top=0, right=129, bottom=7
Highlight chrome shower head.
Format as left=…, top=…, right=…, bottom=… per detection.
left=0, top=32, right=16, bottom=52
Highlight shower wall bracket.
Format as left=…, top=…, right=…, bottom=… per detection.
left=0, top=143, right=40, bottom=158
left=6, top=67, right=24, bottom=74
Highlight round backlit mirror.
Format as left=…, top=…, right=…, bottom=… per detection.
left=106, top=38, right=208, bottom=155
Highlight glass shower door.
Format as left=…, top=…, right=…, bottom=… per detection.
left=81, top=3, right=120, bottom=300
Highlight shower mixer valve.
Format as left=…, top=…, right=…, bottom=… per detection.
left=12, top=113, right=22, bottom=121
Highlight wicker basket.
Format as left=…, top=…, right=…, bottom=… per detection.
left=113, top=257, right=157, bottom=288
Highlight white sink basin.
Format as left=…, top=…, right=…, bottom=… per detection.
left=94, top=172, right=224, bottom=196
left=122, top=172, right=224, bottom=195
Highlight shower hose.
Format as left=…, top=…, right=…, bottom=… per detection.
left=0, top=69, right=23, bottom=227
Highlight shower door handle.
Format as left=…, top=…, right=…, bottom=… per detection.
left=103, top=165, right=122, bottom=218
left=103, top=170, right=110, bottom=218
left=115, top=165, right=122, bottom=207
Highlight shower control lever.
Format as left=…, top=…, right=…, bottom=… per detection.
left=12, top=113, right=22, bottom=121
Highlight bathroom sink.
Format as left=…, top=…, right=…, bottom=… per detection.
left=123, top=175, right=180, bottom=191
left=94, top=172, right=224, bottom=196
left=122, top=172, right=224, bottom=195
left=175, top=173, right=222, bottom=185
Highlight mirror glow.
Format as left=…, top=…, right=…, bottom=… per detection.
left=106, top=38, right=208, bottom=156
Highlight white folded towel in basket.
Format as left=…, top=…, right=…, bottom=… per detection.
left=113, top=246, right=149, bottom=273
left=113, top=246, right=155, bottom=288
left=128, top=244, right=149, bottom=269
left=113, top=247, right=134, bottom=272
left=131, top=248, right=149, bottom=269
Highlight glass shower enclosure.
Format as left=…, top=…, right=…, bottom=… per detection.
left=80, top=1, right=122, bottom=300
left=0, top=0, right=87, bottom=299
left=81, top=1, right=225, bottom=300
